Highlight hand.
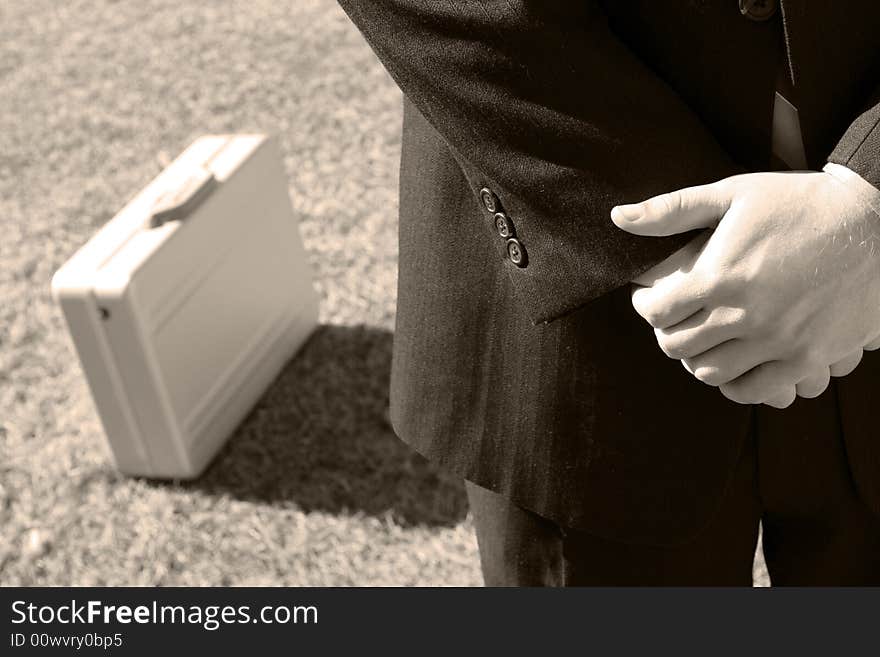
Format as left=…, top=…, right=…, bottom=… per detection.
left=612, top=171, right=880, bottom=408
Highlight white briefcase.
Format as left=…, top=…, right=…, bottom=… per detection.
left=51, top=134, right=319, bottom=479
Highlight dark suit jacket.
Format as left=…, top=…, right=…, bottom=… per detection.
left=337, top=0, right=880, bottom=546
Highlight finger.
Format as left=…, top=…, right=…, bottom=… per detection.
left=655, top=306, right=746, bottom=359
left=795, top=367, right=831, bottom=399
left=611, top=180, right=732, bottom=237
left=762, top=387, right=798, bottom=409
left=865, top=334, right=880, bottom=351
left=632, top=231, right=711, bottom=287
left=683, top=339, right=772, bottom=386
left=829, top=349, right=863, bottom=377
left=631, top=272, right=708, bottom=329
left=720, top=360, right=800, bottom=405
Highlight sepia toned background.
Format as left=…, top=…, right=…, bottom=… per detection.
left=0, top=0, right=767, bottom=586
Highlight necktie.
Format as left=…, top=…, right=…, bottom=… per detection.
left=771, top=53, right=808, bottom=170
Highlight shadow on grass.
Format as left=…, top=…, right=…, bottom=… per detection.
left=175, top=324, right=469, bottom=528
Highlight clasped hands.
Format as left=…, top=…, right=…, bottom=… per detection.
left=611, top=170, right=880, bottom=408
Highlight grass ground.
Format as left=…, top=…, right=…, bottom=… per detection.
left=0, top=0, right=767, bottom=586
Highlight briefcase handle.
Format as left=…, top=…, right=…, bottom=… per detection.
left=149, top=166, right=217, bottom=228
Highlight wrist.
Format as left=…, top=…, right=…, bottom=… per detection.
left=822, top=162, right=880, bottom=220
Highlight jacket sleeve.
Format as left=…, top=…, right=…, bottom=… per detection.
left=827, top=85, right=880, bottom=190
left=337, top=0, right=742, bottom=324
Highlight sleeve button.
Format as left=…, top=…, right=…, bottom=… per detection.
left=506, top=238, right=527, bottom=267
left=739, top=0, right=777, bottom=21
left=494, top=212, right=515, bottom=238
left=479, top=187, right=499, bottom=213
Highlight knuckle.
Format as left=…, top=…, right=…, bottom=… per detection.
left=777, top=321, right=809, bottom=354
left=631, top=293, right=655, bottom=324
left=719, top=383, right=751, bottom=405
left=693, top=366, right=725, bottom=387
left=692, top=277, right=716, bottom=308
left=699, top=267, right=748, bottom=307
left=722, top=379, right=782, bottom=406
left=656, top=331, right=686, bottom=359
left=653, top=192, right=682, bottom=217
left=829, top=352, right=861, bottom=377
left=797, top=346, right=826, bottom=371
left=712, top=178, right=733, bottom=198
left=640, top=305, right=665, bottom=328
left=750, top=311, right=775, bottom=336
left=698, top=269, right=726, bottom=302
left=730, top=307, right=756, bottom=332
left=797, top=379, right=828, bottom=399
left=697, top=267, right=717, bottom=290
left=767, top=394, right=796, bottom=409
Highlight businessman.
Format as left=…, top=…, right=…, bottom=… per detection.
left=337, top=1, right=880, bottom=584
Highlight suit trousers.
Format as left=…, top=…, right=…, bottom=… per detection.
left=465, top=380, right=880, bottom=586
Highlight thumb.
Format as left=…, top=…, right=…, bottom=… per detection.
left=611, top=181, right=731, bottom=236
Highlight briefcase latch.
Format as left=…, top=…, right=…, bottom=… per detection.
left=149, top=166, right=217, bottom=228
